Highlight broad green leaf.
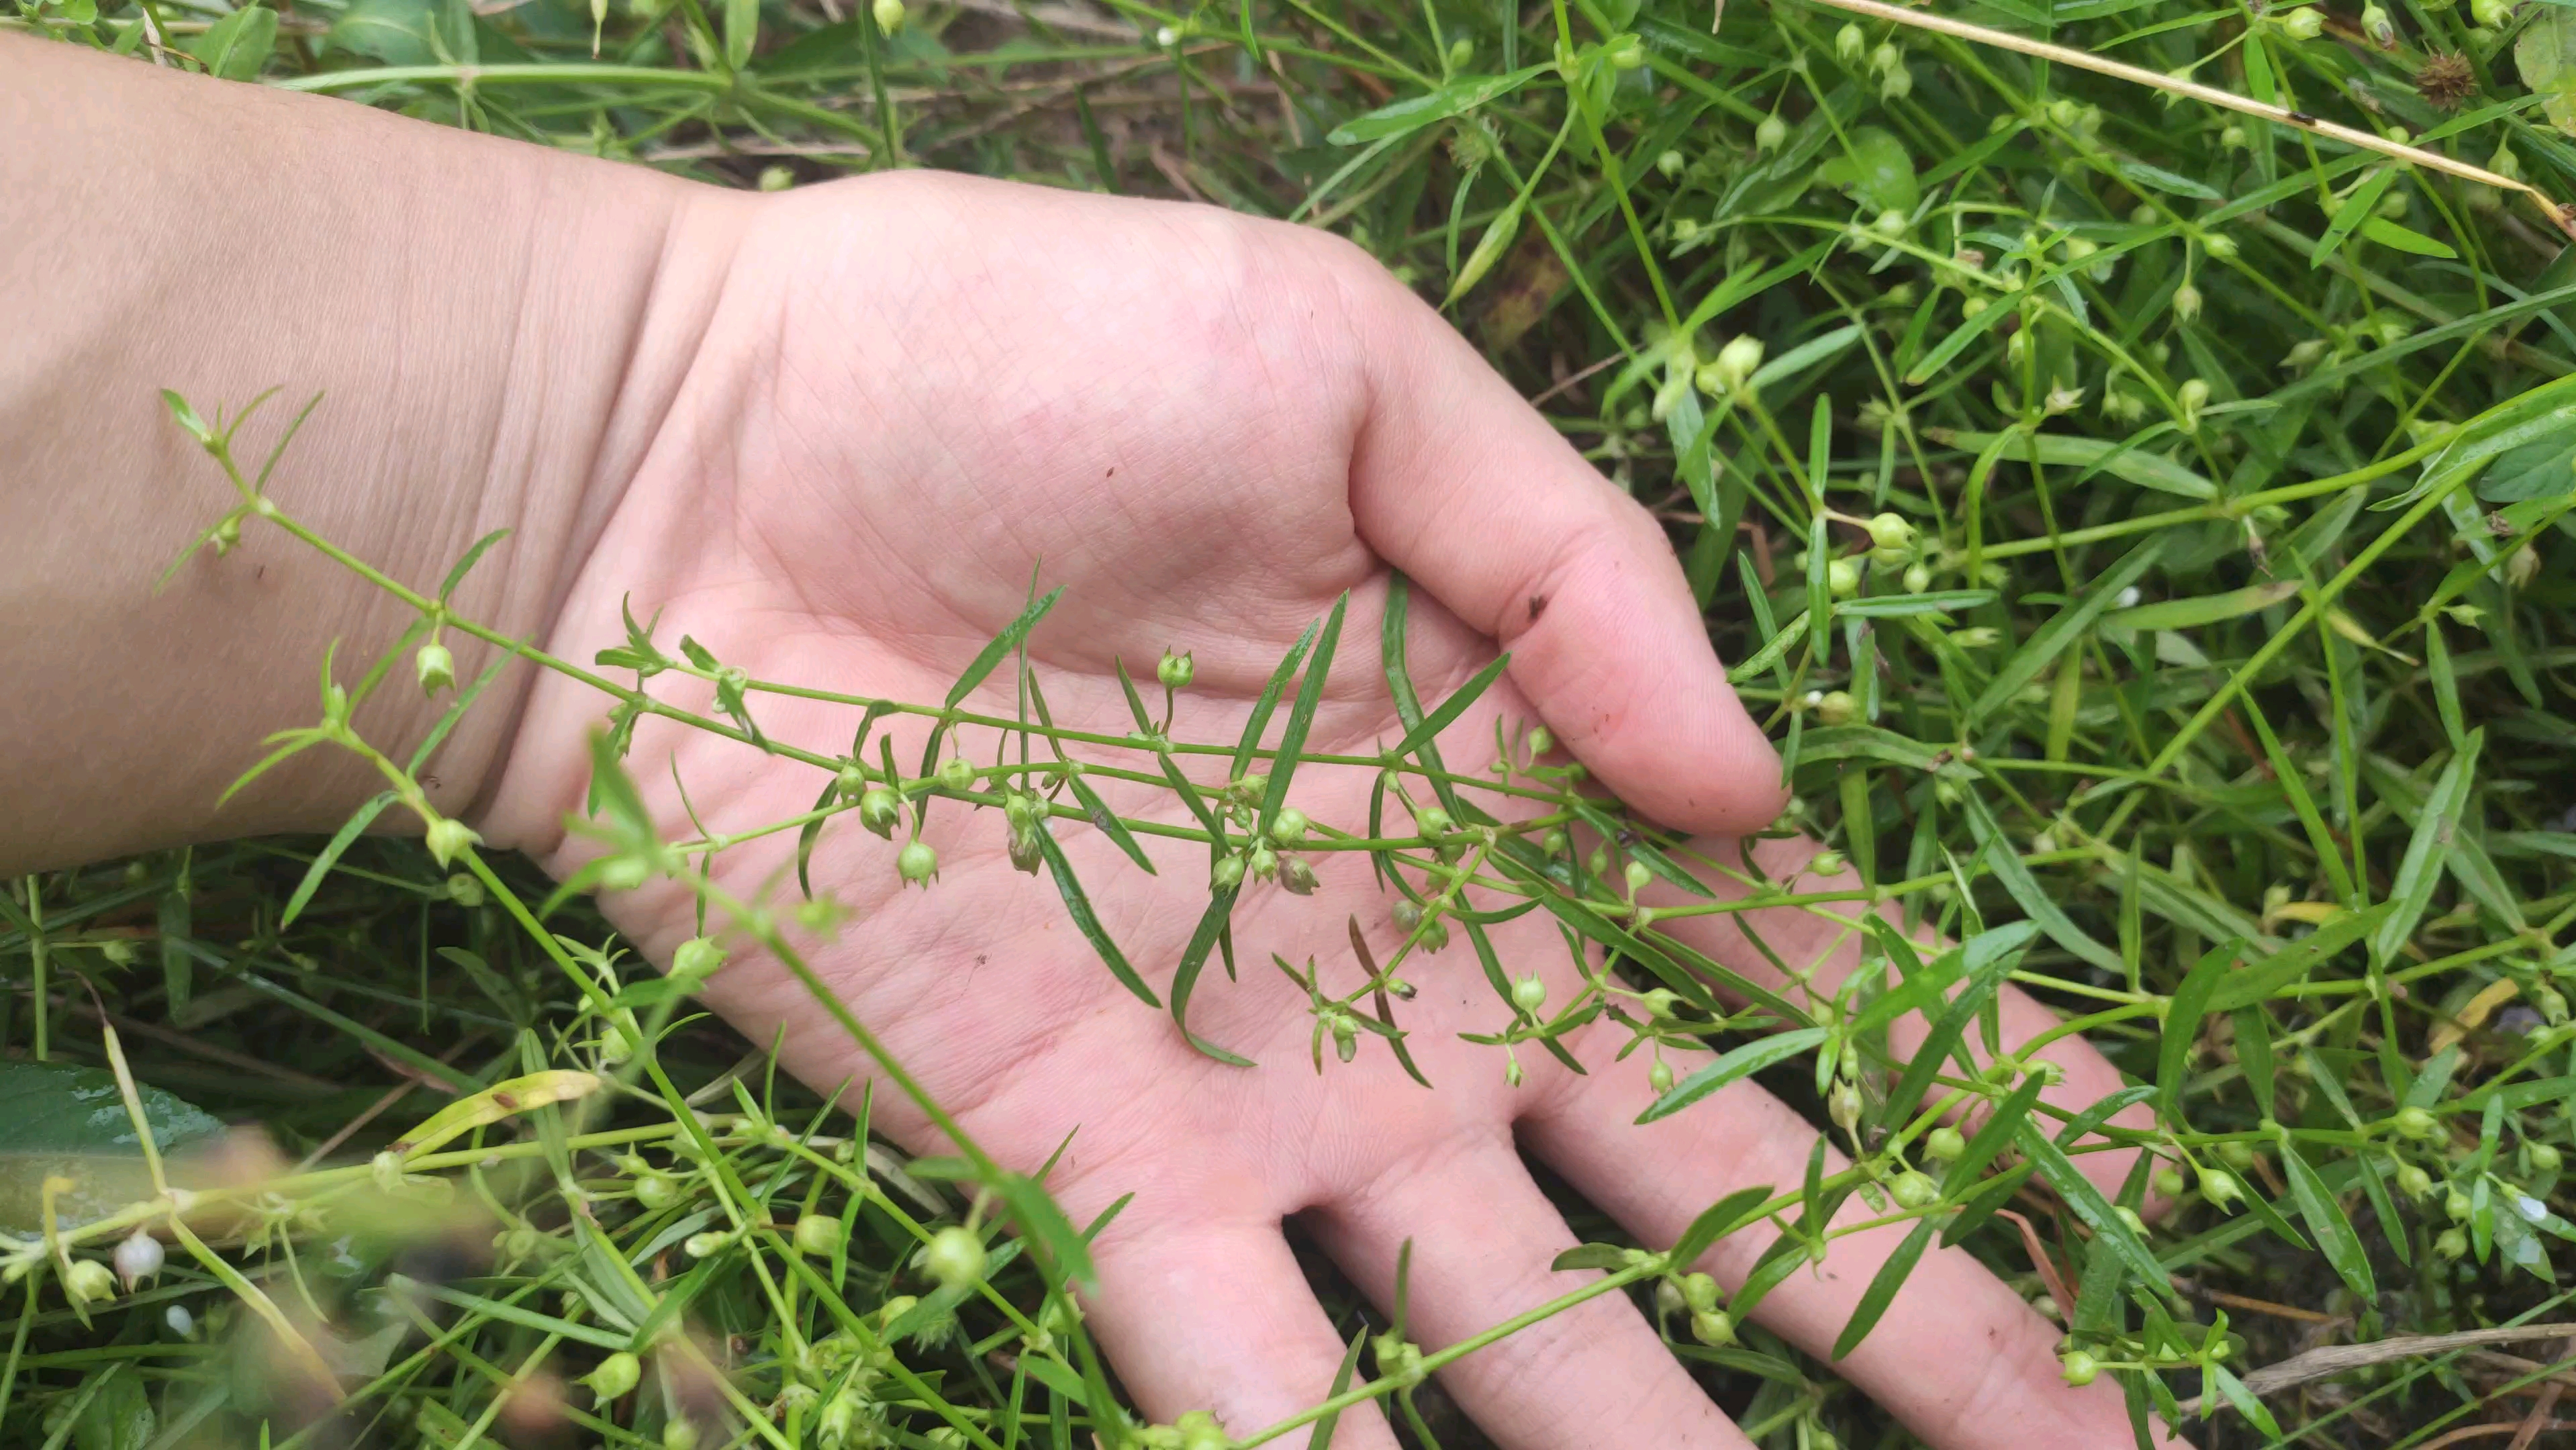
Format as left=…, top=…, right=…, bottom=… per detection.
left=187, top=3, right=279, bottom=79
left=0, top=1062, right=224, bottom=1231
left=1327, top=64, right=1551, bottom=144
left=1928, top=429, right=2215, bottom=499
left=2522, top=7, right=2576, bottom=136
left=328, top=0, right=439, bottom=65
left=1639, top=1028, right=1827, bottom=1123
left=1811, top=126, right=1917, bottom=213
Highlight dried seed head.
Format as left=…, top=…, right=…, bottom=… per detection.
left=2416, top=52, right=2475, bottom=109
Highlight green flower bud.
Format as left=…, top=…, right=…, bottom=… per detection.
left=1815, top=690, right=1858, bottom=726
left=897, top=840, right=939, bottom=887
left=1623, top=859, right=1653, bottom=893
left=444, top=872, right=484, bottom=908
left=1174, top=1410, right=1229, bottom=1450
left=859, top=786, right=902, bottom=838
left=2215, top=1139, right=2258, bottom=1169
left=2173, top=283, right=2203, bottom=324
left=1212, top=854, right=1247, bottom=891
left=2436, top=1226, right=2469, bottom=1258
left=935, top=756, right=975, bottom=792
left=2277, top=4, right=2323, bottom=38
left=1607, top=33, right=1646, bottom=68
left=1157, top=650, right=1195, bottom=689
left=1827, top=557, right=1863, bottom=598
left=664, top=1420, right=701, bottom=1450
left=1269, top=808, right=1310, bottom=846
left=922, top=1226, right=988, bottom=1291
left=1656, top=148, right=1685, bottom=179
left=1003, top=791, right=1041, bottom=833
left=416, top=641, right=455, bottom=696
left=1648, top=1057, right=1674, bottom=1094
left=1414, top=806, right=1452, bottom=837
left=1755, top=113, right=1788, bottom=152
left=63, top=1258, right=115, bottom=1308
left=635, top=1172, right=679, bottom=1210
left=1677, top=1271, right=1719, bottom=1314
left=424, top=816, right=481, bottom=870
left=795, top=1214, right=846, bottom=1257
left=1247, top=842, right=1278, bottom=881
left=1889, top=1170, right=1939, bottom=1208
left=580, top=1351, right=640, bottom=1406
left=1836, top=21, right=1865, bottom=61
left=2154, top=1167, right=2186, bottom=1198
left=685, top=1230, right=736, bottom=1259
left=1924, top=1126, right=1966, bottom=1161
left=1638, top=987, right=1681, bottom=1019
left=2532, top=1143, right=2563, bottom=1174
left=1446, top=36, right=1473, bottom=68
left=1504, top=1056, right=1524, bottom=1088
left=1323, top=1008, right=1358, bottom=1062
left=1689, top=1309, right=1735, bottom=1346
left=2199, top=1169, right=2240, bottom=1206
left=2447, top=1189, right=2475, bottom=1222
left=671, top=935, right=726, bottom=985
left=871, top=0, right=903, bottom=30
left=1374, top=1333, right=1428, bottom=1387
left=2058, top=1349, right=2099, bottom=1386
left=1525, top=724, right=1555, bottom=757
left=1512, top=975, right=1548, bottom=1012
left=1903, top=561, right=1933, bottom=593
left=1866, top=512, right=1915, bottom=553
left=2202, top=231, right=2238, bottom=261
left=2395, top=1163, right=2434, bottom=1199
left=1807, top=849, right=1847, bottom=877
left=114, top=1230, right=164, bottom=1290
left=1828, top=1079, right=1863, bottom=1134
left=1008, top=824, right=1044, bottom=876
left=1697, top=334, right=1766, bottom=396
left=2394, top=1106, right=2439, bottom=1141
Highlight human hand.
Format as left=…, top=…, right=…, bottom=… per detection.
left=483, top=171, right=2168, bottom=1449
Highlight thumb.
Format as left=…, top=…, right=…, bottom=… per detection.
left=1339, top=274, right=1782, bottom=835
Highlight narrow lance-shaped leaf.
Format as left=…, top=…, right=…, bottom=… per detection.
left=1257, top=593, right=1348, bottom=834
left=1232, top=618, right=1321, bottom=783
left=1034, top=825, right=1159, bottom=1008
left=947, top=587, right=1065, bottom=710
left=2371, top=729, right=2483, bottom=967
left=1832, top=1217, right=1938, bottom=1359
left=1168, top=887, right=1252, bottom=1065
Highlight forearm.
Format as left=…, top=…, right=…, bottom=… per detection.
left=0, top=38, right=721, bottom=872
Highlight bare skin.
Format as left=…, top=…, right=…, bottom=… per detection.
left=5, top=42, right=2168, bottom=1449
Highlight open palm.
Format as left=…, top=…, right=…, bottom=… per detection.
left=485, top=172, right=2164, bottom=1450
